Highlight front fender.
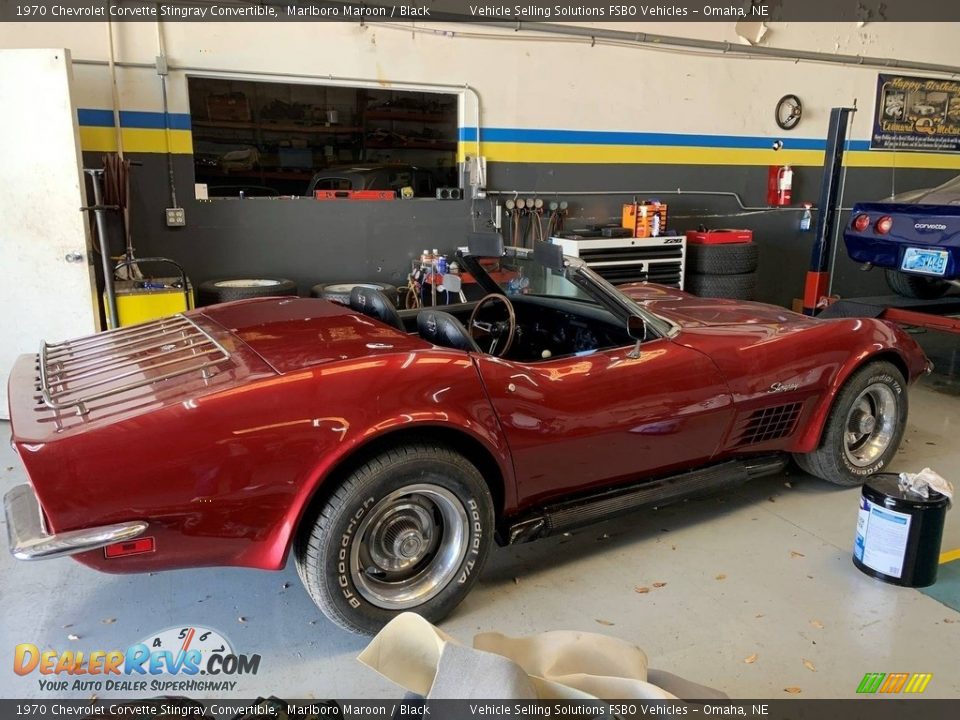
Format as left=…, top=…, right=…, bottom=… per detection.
left=790, top=318, right=928, bottom=454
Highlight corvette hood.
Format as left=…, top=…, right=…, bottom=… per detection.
left=199, top=297, right=424, bottom=373
left=619, top=283, right=817, bottom=329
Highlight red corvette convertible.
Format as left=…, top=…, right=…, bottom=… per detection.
left=5, top=238, right=928, bottom=634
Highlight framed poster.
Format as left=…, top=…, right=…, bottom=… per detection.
left=871, top=73, right=960, bottom=153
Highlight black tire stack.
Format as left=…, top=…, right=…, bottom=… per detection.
left=685, top=242, right=759, bottom=300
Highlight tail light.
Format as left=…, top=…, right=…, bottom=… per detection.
left=875, top=216, right=894, bottom=234
left=852, top=214, right=871, bottom=232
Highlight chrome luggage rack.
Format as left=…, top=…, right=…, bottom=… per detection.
left=37, top=314, right=231, bottom=416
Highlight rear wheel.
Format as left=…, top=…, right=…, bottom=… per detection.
left=884, top=269, right=950, bottom=299
left=793, top=361, right=907, bottom=486
left=295, top=443, right=494, bottom=635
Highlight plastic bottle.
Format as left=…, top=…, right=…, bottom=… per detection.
left=800, top=203, right=813, bottom=232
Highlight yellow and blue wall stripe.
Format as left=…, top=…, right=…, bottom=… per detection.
left=78, top=109, right=193, bottom=154
left=75, top=108, right=960, bottom=170
left=458, top=127, right=960, bottom=170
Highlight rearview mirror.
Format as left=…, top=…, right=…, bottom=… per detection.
left=466, top=232, right=504, bottom=258
left=533, top=240, right=565, bottom=272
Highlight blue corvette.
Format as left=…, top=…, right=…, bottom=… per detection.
left=844, top=174, right=960, bottom=299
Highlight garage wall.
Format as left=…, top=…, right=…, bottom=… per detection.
left=2, top=20, right=959, bottom=308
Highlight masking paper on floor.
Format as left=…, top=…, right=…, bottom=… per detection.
left=358, top=613, right=725, bottom=700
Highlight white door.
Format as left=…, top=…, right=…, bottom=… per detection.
left=0, top=48, right=99, bottom=419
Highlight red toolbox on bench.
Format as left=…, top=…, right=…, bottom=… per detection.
left=314, top=190, right=396, bottom=200
left=685, top=229, right=753, bottom=244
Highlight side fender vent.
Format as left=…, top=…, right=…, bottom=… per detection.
left=734, top=402, right=802, bottom=446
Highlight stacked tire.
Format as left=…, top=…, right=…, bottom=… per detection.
left=310, top=282, right=399, bottom=307
left=685, top=242, right=759, bottom=300
left=198, top=278, right=298, bottom=306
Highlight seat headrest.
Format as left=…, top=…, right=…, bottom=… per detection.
left=349, top=286, right=404, bottom=331
left=417, top=310, right=479, bottom=353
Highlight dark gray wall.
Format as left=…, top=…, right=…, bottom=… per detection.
left=85, top=151, right=957, bottom=310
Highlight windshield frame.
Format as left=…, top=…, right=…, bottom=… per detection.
left=457, top=246, right=677, bottom=340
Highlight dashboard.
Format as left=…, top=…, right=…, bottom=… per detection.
left=508, top=296, right=632, bottom=362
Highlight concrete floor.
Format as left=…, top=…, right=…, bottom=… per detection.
left=1, top=376, right=958, bottom=701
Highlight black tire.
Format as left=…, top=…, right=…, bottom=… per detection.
left=686, top=242, right=759, bottom=275
left=295, top=443, right=494, bottom=635
left=311, top=282, right=398, bottom=307
left=884, top=269, right=950, bottom=300
left=197, top=278, right=297, bottom=306
left=685, top=272, right=757, bottom=300
left=793, top=361, right=908, bottom=486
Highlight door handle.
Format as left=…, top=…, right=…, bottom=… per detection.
left=64, top=252, right=85, bottom=264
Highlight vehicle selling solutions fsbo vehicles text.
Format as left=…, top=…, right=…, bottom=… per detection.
left=467, top=5, right=769, bottom=18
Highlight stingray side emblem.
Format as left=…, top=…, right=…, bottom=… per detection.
left=768, top=381, right=799, bottom=393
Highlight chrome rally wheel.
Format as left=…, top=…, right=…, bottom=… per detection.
left=793, top=361, right=907, bottom=486
left=843, top=383, right=898, bottom=468
left=294, top=443, right=494, bottom=635
left=350, top=484, right=468, bottom=610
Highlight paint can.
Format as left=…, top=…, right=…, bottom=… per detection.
left=853, top=473, right=950, bottom=588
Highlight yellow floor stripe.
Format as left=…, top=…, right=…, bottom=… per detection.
left=940, top=548, right=960, bottom=564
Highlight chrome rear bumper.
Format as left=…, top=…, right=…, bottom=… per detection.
left=4, top=484, right=148, bottom=561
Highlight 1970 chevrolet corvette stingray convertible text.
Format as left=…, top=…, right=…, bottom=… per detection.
left=5, top=238, right=929, bottom=634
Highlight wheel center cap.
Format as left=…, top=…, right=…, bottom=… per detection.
left=858, top=414, right=877, bottom=435
left=396, top=531, right=424, bottom=560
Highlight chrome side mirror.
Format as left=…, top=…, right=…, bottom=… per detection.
left=626, top=315, right=646, bottom=359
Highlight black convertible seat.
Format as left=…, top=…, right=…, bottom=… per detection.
left=349, top=286, right=404, bottom=331
left=417, top=310, right=480, bottom=353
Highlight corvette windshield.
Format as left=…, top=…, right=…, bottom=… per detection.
left=478, top=254, right=596, bottom=303
left=462, top=246, right=676, bottom=339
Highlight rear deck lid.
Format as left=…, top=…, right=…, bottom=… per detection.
left=199, top=297, right=427, bottom=374
left=11, top=312, right=273, bottom=441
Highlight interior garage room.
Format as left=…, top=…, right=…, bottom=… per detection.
left=1, top=1, right=959, bottom=714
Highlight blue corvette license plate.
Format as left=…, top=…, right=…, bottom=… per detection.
left=901, top=247, right=949, bottom=276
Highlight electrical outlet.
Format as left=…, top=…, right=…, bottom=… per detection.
left=165, top=207, right=186, bottom=227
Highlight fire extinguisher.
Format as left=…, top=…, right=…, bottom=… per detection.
left=767, top=165, right=793, bottom=206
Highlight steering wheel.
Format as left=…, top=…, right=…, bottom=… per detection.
left=468, top=294, right=517, bottom=358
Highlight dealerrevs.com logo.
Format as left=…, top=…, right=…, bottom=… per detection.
left=14, top=626, right=261, bottom=693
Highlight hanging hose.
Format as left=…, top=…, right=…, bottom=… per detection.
left=101, top=154, right=142, bottom=280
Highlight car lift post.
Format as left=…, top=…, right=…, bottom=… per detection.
left=803, top=106, right=855, bottom=316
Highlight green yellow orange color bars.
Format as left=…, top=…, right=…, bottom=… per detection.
left=857, top=672, right=933, bottom=694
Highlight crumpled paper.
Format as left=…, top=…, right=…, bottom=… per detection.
left=358, top=612, right=726, bottom=701
left=899, top=467, right=954, bottom=500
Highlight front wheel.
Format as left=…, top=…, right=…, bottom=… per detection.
left=793, top=361, right=907, bottom=486
left=295, top=443, right=494, bottom=635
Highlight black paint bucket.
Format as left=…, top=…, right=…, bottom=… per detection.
left=853, top=473, right=950, bottom=588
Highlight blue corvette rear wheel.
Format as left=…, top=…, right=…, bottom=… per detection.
left=885, top=269, right=950, bottom=299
